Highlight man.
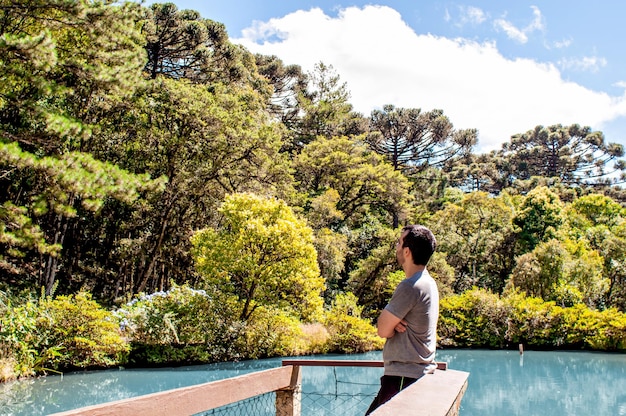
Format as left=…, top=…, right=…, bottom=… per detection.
left=365, top=224, right=439, bottom=415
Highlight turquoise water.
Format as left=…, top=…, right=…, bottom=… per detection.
left=1, top=349, right=625, bottom=415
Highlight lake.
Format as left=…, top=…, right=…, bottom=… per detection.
left=1, top=349, right=625, bottom=415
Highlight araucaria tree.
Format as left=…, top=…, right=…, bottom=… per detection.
left=367, top=104, right=477, bottom=173
left=501, top=124, right=626, bottom=186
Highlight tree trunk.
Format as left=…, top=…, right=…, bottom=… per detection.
left=43, top=214, right=69, bottom=296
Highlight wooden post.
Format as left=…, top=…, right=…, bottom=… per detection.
left=276, top=365, right=302, bottom=416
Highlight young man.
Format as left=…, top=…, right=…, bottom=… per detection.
left=365, top=224, right=439, bottom=415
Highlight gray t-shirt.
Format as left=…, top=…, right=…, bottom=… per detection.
left=382, top=269, right=439, bottom=378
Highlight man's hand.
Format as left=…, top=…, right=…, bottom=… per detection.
left=394, top=320, right=408, bottom=333
left=377, top=309, right=406, bottom=338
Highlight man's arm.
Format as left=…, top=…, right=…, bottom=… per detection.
left=377, top=309, right=407, bottom=338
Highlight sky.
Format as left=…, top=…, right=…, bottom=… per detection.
left=148, top=1, right=626, bottom=153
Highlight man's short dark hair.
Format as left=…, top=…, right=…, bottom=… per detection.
left=401, top=225, right=436, bottom=266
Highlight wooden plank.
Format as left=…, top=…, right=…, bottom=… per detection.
left=282, top=360, right=448, bottom=370
left=370, top=369, right=469, bottom=416
left=50, top=366, right=295, bottom=416
left=282, top=359, right=384, bottom=367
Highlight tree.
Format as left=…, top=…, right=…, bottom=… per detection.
left=284, top=62, right=367, bottom=151
left=428, top=191, right=517, bottom=293
left=501, top=124, right=626, bottom=186
left=254, top=54, right=307, bottom=127
left=0, top=0, right=157, bottom=294
left=89, top=76, right=292, bottom=297
left=142, top=2, right=265, bottom=88
left=293, top=135, right=413, bottom=228
left=191, top=193, right=324, bottom=321
left=446, top=151, right=513, bottom=193
left=367, top=104, right=477, bottom=174
left=564, top=194, right=626, bottom=309
left=513, top=186, right=564, bottom=254
left=508, top=238, right=607, bottom=308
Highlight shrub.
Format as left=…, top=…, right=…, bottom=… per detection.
left=117, top=285, right=244, bottom=364
left=439, top=288, right=626, bottom=351
left=300, top=323, right=330, bottom=354
left=0, top=291, right=36, bottom=381
left=439, top=288, right=510, bottom=348
left=324, top=293, right=384, bottom=353
left=0, top=291, right=128, bottom=377
left=36, top=292, right=129, bottom=370
left=242, top=306, right=307, bottom=359
left=505, top=292, right=566, bottom=347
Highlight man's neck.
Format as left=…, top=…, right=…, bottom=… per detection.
left=404, top=263, right=425, bottom=277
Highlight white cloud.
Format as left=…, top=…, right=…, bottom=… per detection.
left=493, top=18, right=528, bottom=43
left=458, top=6, right=487, bottom=26
left=493, top=6, right=544, bottom=44
left=234, top=5, right=626, bottom=152
left=558, top=56, right=607, bottom=73
left=526, top=6, right=545, bottom=32
left=553, top=38, right=572, bottom=49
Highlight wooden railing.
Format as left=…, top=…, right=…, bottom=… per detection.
left=281, top=360, right=468, bottom=416
left=50, top=360, right=469, bottom=416
left=50, top=366, right=301, bottom=416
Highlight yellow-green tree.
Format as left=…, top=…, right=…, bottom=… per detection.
left=514, top=186, right=564, bottom=253
left=428, top=191, right=517, bottom=293
left=563, top=193, right=626, bottom=309
left=191, top=193, right=324, bottom=321
left=507, top=238, right=607, bottom=308
left=294, top=135, right=413, bottom=228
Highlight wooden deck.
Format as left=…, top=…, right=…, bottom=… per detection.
left=49, top=360, right=469, bottom=416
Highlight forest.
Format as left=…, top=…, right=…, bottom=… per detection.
left=2, top=1, right=626, bottom=382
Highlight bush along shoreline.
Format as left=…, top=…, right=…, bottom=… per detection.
left=439, top=288, right=626, bottom=351
left=0, top=286, right=384, bottom=382
left=2, top=285, right=626, bottom=383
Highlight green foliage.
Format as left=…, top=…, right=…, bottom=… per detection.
left=323, top=293, right=384, bottom=353
left=241, top=306, right=307, bottom=359
left=288, top=62, right=359, bottom=149
left=0, top=0, right=159, bottom=293
left=429, top=191, right=517, bottom=293
left=313, top=227, right=348, bottom=299
left=294, top=135, right=413, bottom=227
left=366, top=104, right=477, bottom=174
left=118, top=286, right=377, bottom=365
left=93, top=75, right=290, bottom=296
left=345, top=224, right=399, bottom=315
left=36, top=292, right=129, bottom=370
left=502, top=124, right=626, bottom=187
left=508, top=238, right=608, bottom=308
left=439, top=289, right=626, bottom=351
left=117, top=285, right=244, bottom=364
left=426, top=252, right=456, bottom=298
left=192, top=193, right=324, bottom=322
left=439, top=288, right=510, bottom=348
left=0, top=291, right=128, bottom=378
left=514, top=186, right=564, bottom=252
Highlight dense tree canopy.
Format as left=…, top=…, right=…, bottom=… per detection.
left=4, top=0, right=626, bottom=330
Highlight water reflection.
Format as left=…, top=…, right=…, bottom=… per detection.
left=438, top=349, right=626, bottom=416
left=1, top=350, right=625, bottom=415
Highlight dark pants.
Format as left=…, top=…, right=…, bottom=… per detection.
left=365, top=375, right=418, bottom=415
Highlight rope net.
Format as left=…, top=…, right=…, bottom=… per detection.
left=195, top=365, right=381, bottom=416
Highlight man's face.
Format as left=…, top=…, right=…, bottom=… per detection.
left=396, top=231, right=408, bottom=266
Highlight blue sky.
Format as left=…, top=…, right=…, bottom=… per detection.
left=148, top=1, right=626, bottom=152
